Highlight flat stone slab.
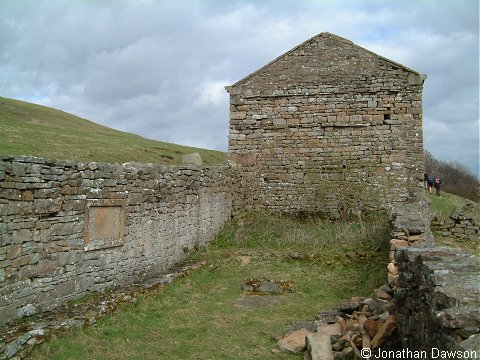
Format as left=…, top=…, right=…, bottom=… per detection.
left=234, top=295, right=284, bottom=310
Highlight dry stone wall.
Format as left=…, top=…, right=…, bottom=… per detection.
left=227, top=33, right=425, bottom=213
left=433, top=203, right=480, bottom=242
left=387, top=200, right=479, bottom=355
left=0, top=155, right=232, bottom=325
left=394, top=247, right=480, bottom=355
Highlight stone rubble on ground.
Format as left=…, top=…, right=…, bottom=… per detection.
left=276, top=284, right=398, bottom=359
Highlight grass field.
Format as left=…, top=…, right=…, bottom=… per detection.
left=0, top=97, right=226, bottom=165
left=27, top=211, right=390, bottom=360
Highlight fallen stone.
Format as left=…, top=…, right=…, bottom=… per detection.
left=363, top=318, right=383, bottom=338
left=435, top=306, right=480, bottom=329
left=286, top=321, right=317, bottom=334
left=331, top=339, right=347, bottom=351
left=241, top=283, right=254, bottom=292
left=374, top=289, right=392, bottom=301
left=455, top=326, right=480, bottom=338
left=339, top=296, right=362, bottom=314
left=5, top=332, right=31, bottom=358
left=181, top=152, right=202, bottom=167
left=383, top=301, right=396, bottom=314
left=361, top=298, right=382, bottom=313
left=277, top=328, right=312, bottom=353
left=315, top=310, right=341, bottom=324
left=459, top=333, right=480, bottom=352
left=258, top=281, right=282, bottom=294
left=379, top=286, right=394, bottom=300
left=234, top=295, right=283, bottom=310
left=334, top=346, right=353, bottom=360
left=306, top=332, right=334, bottom=360
left=26, top=336, right=44, bottom=346
left=316, top=322, right=341, bottom=337
left=371, top=315, right=396, bottom=348
left=241, top=278, right=294, bottom=294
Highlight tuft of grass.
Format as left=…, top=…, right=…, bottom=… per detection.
left=28, top=212, right=390, bottom=360
left=0, top=97, right=226, bottom=165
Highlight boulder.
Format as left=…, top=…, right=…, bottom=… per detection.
left=181, top=152, right=202, bottom=167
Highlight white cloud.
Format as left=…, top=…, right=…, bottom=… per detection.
left=195, top=80, right=230, bottom=106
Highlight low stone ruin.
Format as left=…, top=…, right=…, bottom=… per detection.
left=235, top=278, right=295, bottom=310
left=433, top=202, right=479, bottom=241
left=241, top=278, right=295, bottom=294
left=276, top=198, right=480, bottom=358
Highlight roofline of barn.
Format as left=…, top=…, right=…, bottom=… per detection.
left=225, top=32, right=423, bottom=92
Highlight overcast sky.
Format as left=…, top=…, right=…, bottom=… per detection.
left=1, top=0, right=478, bottom=176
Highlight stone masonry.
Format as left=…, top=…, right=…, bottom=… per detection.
left=226, top=32, right=426, bottom=213
left=433, top=202, right=480, bottom=242
left=0, top=155, right=232, bottom=325
left=387, top=199, right=479, bottom=355
left=395, top=247, right=480, bottom=355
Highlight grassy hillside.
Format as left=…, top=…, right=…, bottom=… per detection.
left=0, top=97, right=226, bottom=165
left=426, top=189, right=474, bottom=220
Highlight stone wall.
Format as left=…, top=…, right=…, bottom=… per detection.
left=387, top=199, right=433, bottom=287
left=227, top=32, right=425, bottom=213
left=394, top=246, right=480, bottom=354
left=0, top=155, right=232, bottom=325
left=387, top=200, right=479, bottom=355
left=433, top=203, right=479, bottom=241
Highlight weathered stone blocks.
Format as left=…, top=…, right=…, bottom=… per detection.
left=227, top=33, right=425, bottom=213
left=394, top=246, right=480, bottom=352
left=0, top=155, right=232, bottom=325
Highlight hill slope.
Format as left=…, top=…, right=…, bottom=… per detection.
left=0, top=97, right=226, bottom=165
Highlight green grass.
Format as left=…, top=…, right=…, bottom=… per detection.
left=426, top=189, right=474, bottom=220
left=28, top=212, right=390, bottom=360
left=0, top=97, right=226, bottom=165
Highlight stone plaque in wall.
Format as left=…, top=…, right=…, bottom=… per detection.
left=84, top=199, right=125, bottom=251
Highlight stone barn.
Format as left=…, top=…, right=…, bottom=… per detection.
left=226, top=32, right=426, bottom=213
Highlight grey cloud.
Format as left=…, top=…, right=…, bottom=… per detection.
left=0, top=0, right=478, bottom=175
